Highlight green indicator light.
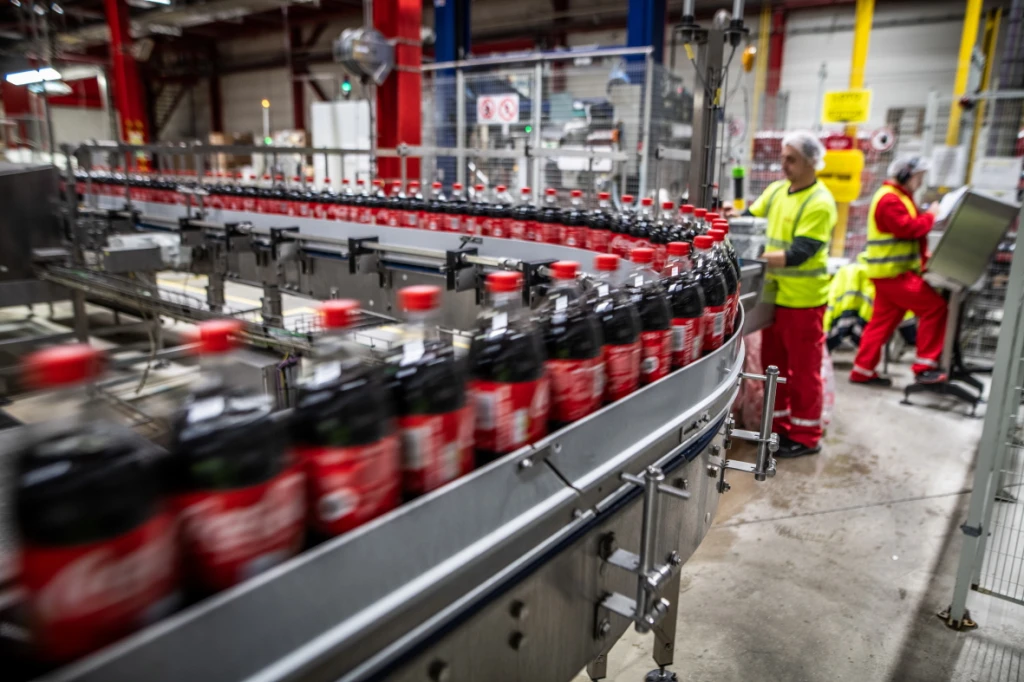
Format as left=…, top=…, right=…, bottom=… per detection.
left=524, top=125, right=532, bottom=133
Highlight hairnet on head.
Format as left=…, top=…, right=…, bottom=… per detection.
left=782, top=131, right=827, bottom=171
left=887, top=155, right=932, bottom=179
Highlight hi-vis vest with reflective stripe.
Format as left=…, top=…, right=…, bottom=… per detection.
left=864, top=185, right=921, bottom=280
left=754, top=180, right=836, bottom=308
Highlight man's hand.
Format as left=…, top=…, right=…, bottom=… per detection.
left=763, top=251, right=787, bottom=269
left=926, top=202, right=941, bottom=217
left=721, top=205, right=738, bottom=218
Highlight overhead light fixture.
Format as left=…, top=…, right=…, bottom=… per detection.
left=10, top=0, right=21, bottom=7
left=5, top=67, right=62, bottom=86
left=29, top=80, right=72, bottom=95
left=50, top=2, right=62, bottom=13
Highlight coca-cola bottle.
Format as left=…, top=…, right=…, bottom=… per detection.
left=711, top=219, right=742, bottom=276
left=540, top=261, right=604, bottom=428
left=405, top=181, right=423, bottom=229
left=676, top=204, right=697, bottom=243
left=425, top=181, right=447, bottom=231
left=663, top=242, right=706, bottom=368
left=314, top=177, right=336, bottom=220
left=488, top=185, right=513, bottom=239
left=14, top=345, right=179, bottom=663
left=168, top=320, right=304, bottom=593
left=631, top=197, right=655, bottom=253
left=386, top=180, right=406, bottom=227
left=510, top=187, right=536, bottom=241
left=255, top=174, right=272, bottom=213
left=286, top=175, right=304, bottom=216
left=354, top=179, right=373, bottom=224
left=466, top=184, right=488, bottom=236
left=692, top=235, right=729, bottom=352
left=708, top=228, right=741, bottom=336
left=587, top=191, right=613, bottom=253
left=385, top=286, right=473, bottom=497
left=653, top=202, right=676, bottom=269
left=468, top=271, right=549, bottom=463
left=562, top=190, right=587, bottom=248
left=537, top=188, right=564, bottom=244
left=692, top=207, right=709, bottom=235
left=625, top=248, right=672, bottom=384
left=612, top=195, right=636, bottom=258
left=271, top=175, right=290, bottom=215
left=445, top=182, right=466, bottom=233
left=589, top=254, right=642, bottom=403
left=337, top=179, right=355, bottom=222
left=291, top=300, right=400, bottom=538
left=370, top=179, right=388, bottom=225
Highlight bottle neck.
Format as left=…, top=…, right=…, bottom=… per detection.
left=599, top=199, right=610, bottom=210
left=490, top=290, right=523, bottom=319
left=404, top=310, right=440, bottom=342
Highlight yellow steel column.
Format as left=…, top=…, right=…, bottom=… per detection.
left=831, top=0, right=874, bottom=258
left=947, top=0, right=985, bottom=147
left=749, top=3, right=771, bottom=159
left=965, top=7, right=1001, bottom=180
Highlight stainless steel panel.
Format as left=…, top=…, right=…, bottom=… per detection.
left=0, top=164, right=61, bottom=282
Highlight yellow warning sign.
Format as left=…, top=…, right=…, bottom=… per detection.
left=822, top=89, right=872, bottom=124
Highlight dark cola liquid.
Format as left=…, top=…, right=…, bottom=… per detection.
left=590, top=284, right=641, bottom=346
left=626, top=276, right=671, bottom=332
left=291, top=357, right=393, bottom=450
left=665, top=267, right=706, bottom=320
left=694, top=252, right=728, bottom=308
left=543, top=299, right=604, bottom=361
left=715, top=247, right=740, bottom=298
left=564, top=203, right=587, bottom=247
left=384, top=341, right=467, bottom=417
left=512, top=200, right=537, bottom=239
left=538, top=203, right=563, bottom=242
left=587, top=206, right=612, bottom=237
left=169, top=384, right=290, bottom=492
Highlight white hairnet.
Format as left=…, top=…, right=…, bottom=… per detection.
left=782, top=130, right=827, bottom=171
left=887, top=155, right=932, bottom=180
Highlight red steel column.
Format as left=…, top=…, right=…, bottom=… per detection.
left=374, top=0, right=421, bottom=180
left=766, top=8, right=786, bottom=96
left=103, top=0, right=149, bottom=144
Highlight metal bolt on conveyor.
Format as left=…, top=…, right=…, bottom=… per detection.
left=717, top=365, right=786, bottom=491
left=597, top=466, right=691, bottom=635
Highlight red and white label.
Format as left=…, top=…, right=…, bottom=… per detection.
left=20, top=512, right=179, bottom=662
left=563, top=226, right=585, bottom=248
left=589, top=229, right=609, bottom=253
left=404, top=210, right=419, bottom=229
left=470, top=377, right=549, bottom=454
left=297, top=201, right=313, bottom=218
left=425, top=212, right=443, bottom=231
left=726, top=292, right=739, bottom=336
left=445, top=215, right=462, bottom=233
left=509, top=219, right=530, bottom=241
left=464, top=216, right=480, bottom=235
left=173, top=470, right=305, bottom=593
left=490, top=219, right=510, bottom=239
left=295, top=435, right=401, bottom=537
left=546, top=356, right=604, bottom=423
left=671, top=317, right=703, bottom=368
left=398, top=405, right=475, bottom=496
left=640, top=329, right=672, bottom=384
left=702, top=304, right=727, bottom=353
left=603, top=342, right=641, bottom=402
left=328, top=203, right=348, bottom=222
left=357, top=206, right=374, bottom=224
left=538, top=223, right=562, bottom=244
left=312, top=202, right=330, bottom=220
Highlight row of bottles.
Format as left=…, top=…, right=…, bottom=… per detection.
left=73, top=169, right=732, bottom=260
left=8, top=230, right=740, bottom=667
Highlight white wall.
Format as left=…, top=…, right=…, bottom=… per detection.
left=51, top=106, right=111, bottom=145
left=780, top=1, right=971, bottom=130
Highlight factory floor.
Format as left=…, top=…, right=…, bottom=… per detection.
left=573, top=352, right=1022, bottom=682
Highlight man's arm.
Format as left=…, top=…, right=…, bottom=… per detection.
left=874, top=192, right=935, bottom=239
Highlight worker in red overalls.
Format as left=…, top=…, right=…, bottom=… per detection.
left=850, top=155, right=946, bottom=387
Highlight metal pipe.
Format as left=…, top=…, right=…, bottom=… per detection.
left=754, top=365, right=779, bottom=481
left=732, top=0, right=744, bottom=23
left=682, top=0, right=694, bottom=20
left=635, top=466, right=664, bottom=632
left=422, top=46, right=654, bottom=71
left=455, top=68, right=466, bottom=186
left=638, top=53, right=654, bottom=199
left=532, top=61, right=543, bottom=202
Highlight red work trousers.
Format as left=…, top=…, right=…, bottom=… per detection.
left=761, top=305, right=825, bottom=448
left=851, top=271, right=947, bottom=379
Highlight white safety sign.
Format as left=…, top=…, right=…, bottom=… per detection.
left=477, top=94, right=520, bottom=125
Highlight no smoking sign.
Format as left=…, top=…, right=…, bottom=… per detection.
left=477, top=93, right=520, bottom=125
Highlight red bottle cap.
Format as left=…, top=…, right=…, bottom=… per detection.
left=631, top=248, right=654, bottom=264
left=708, top=229, right=725, bottom=242
left=475, top=184, right=485, bottom=191
left=373, top=179, right=383, bottom=186
left=662, top=201, right=674, bottom=210
left=496, top=185, right=507, bottom=191
left=486, top=271, right=523, bottom=292
left=357, top=179, right=366, bottom=185
left=693, top=208, right=707, bottom=217
left=432, top=181, right=442, bottom=189
left=598, top=192, right=610, bottom=200
left=694, top=235, right=713, bottom=249
left=409, top=181, right=420, bottom=187
left=706, top=212, right=721, bottom=221
left=24, top=344, right=104, bottom=388
left=521, top=187, right=532, bottom=195
left=324, top=177, right=332, bottom=183
left=550, top=261, right=579, bottom=280
left=392, top=180, right=403, bottom=187
left=306, top=176, right=314, bottom=182
left=275, top=175, right=284, bottom=181
left=712, top=220, right=730, bottom=233
left=292, top=176, right=300, bottom=182
left=263, top=174, right=270, bottom=180
left=197, top=319, right=244, bottom=354
left=641, top=197, right=653, bottom=206
left=320, top=299, right=359, bottom=329
left=571, top=190, right=583, bottom=197
left=342, top=179, right=351, bottom=184
left=667, top=242, right=691, bottom=256
left=595, top=254, right=620, bottom=271
left=399, top=285, right=441, bottom=312
left=546, top=188, right=557, bottom=195
left=621, top=195, right=634, bottom=203
left=453, top=183, right=463, bottom=190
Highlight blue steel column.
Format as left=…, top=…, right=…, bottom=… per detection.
left=626, top=0, right=666, bottom=63
left=434, top=0, right=470, bottom=186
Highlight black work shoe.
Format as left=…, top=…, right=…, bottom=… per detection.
left=775, top=435, right=821, bottom=459
left=859, top=375, right=893, bottom=388
left=915, top=370, right=948, bottom=385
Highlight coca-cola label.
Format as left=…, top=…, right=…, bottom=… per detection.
left=603, top=342, right=641, bottom=402
left=445, top=215, right=462, bottom=233
left=297, top=201, right=313, bottom=218
left=295, top=435, right=401, bottom=537
left=357, top=206, right=374, bottom=224
left=546, top=357, right=604, bottom=423
left=404, top=210, right=419, bottom=229
left=375, top=207, right=390, bottom=225
left=21, top=512, right=179, bottom=662
left=464, top=216, right=479, bottom=235
left=703, top=304, right=727, bottom=353
left=590, top=229, right=610, bottom=253
left=671, top=317, right=703, bottom=368
left=312, top=202, right=330, bottom=220
left=398, top=405, right=474, bottom=496
left=174, top=470, right=305, bottom=592
left=491, top=218, right=510, bottom=239
left=425, top=212, right=443, bottom=231
left=509, top=219, right=529, bottom=241
left=640, top=329, right=671, bottom=384
left=563, top=226, right=585, bottom=248
left=525, top=221, right=541, bottom=242
left=328, top=204, right=347, bottom=221
left=726, top=293, right=740, bottom=336
left=470, top=377, right=549, bottom=454
left=538, top=223, right=561, bottom=244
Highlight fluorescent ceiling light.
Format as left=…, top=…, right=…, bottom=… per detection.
left=29, top=80, right=72, bottom=95
left=5, top=67, right=62, bottom=85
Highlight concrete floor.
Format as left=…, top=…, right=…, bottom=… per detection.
left=573, top=352, right=1024, bottom=682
